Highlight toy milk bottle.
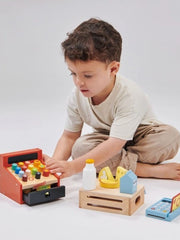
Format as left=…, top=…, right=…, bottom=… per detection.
left=82, top=159, right=96, bottom=190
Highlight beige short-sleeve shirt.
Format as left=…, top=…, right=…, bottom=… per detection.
left=64, top=74, right=159, bottom=140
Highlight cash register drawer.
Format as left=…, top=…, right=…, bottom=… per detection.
left=23, top=185, right=65, bottom=206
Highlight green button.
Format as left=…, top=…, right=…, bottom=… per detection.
left=31, top=168, right=38, bottom=175
left=12, top=163, right=17, bottom=171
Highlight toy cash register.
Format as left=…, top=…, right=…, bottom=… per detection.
left=146, top=193, right=180, bottom=221
left=0, top=148, right=65, bottom=206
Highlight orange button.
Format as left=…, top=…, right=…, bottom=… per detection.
left=33, top=160, right=41, bottom=167
left=38, top=164, right=45, bottom=172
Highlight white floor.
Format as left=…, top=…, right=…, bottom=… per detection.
left=0, top=1, right=180, bottom=239
left=0, top=155, right=180, bottom=240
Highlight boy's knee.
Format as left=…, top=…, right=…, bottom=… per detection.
left=71, top=136, right=96, bottom=159
left=71, top=132, right=108, bottom=159
left=166, top=125, right=180, bottom=141
left=71, top=137, right=85, bottom=159
left=146, top=125, right=180, bottom=163
left=136, top=125, right=180, bottom=164
left=166, top=125, right=180, bottom=153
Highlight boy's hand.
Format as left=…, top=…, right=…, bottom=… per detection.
left=43, top=154, right=52, bottom=163
left=44, top=156, right=75, bottom=179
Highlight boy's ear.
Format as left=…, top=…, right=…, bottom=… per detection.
left=110, top=61, right=120, bottom=74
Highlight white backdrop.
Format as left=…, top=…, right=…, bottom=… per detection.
left=0, top=1, right=180, bottom=239
left=0, top=0, right=180, bottom=155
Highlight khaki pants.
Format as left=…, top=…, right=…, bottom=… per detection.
left=72, top=124, right=180, bottom=175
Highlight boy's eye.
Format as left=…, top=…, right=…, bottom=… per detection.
left=84, top=75, right=92, bottom=78
left=70, top=72, right=76, bottom=76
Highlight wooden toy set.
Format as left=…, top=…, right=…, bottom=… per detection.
left=1, top=149, right=179, bottom=221
left=79, top=166, right=144, bottom=215
left=80, top=165, right=180, bottom=220
left=79, top=182, right=144, bottom=215
left=0, top=148, right=65, bottom=206
left=146, top=193, right=180, bottom=221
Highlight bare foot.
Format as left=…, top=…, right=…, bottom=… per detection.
left=136, top=162, right=180, bottom=180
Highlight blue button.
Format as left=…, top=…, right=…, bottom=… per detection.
left=15, top=167, right=21, bottom=174
left=18, top=170, right=24, bottom=178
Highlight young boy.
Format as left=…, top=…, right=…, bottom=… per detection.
left=44, top=18, right=180, bottom=180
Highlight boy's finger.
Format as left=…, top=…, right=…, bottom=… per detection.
left=43, top=154, right=51, bottom=162
left=59, top=173, right=66, bottom=179
left=48, top=165, right=65, bottom=173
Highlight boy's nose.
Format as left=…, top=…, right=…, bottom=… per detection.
left=76, top=77, right=84, bottom=86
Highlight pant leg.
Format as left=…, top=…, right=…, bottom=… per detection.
left=71, top=132, right=138, bottom=176
left=71, top=124, right=180, bottom=175
left=127, top=124, right=180, bottom=164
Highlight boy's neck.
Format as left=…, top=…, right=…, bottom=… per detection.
left=91, top=75, right=116, bottom=105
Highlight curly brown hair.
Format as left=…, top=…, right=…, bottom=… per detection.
left=61, top=18, right=122, bottom=63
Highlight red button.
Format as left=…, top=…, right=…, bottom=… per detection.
left=43, top=169, right=50, bottom=177
left=24, top=161, right=31, bottom=166
left=22, top=165, right=27, bottom=172
left=22, top=174, right=28, bottom=182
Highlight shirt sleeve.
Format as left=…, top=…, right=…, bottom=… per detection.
left=110, top=93, right=147, bottom=140
left=64, top=90, right=84, bottom=132
left=110, top=110, right=141, bottom=140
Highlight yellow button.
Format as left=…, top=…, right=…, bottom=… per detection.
left=18, top=162, right=24, bottom=167
left=28, top=164, right=34, bottom=170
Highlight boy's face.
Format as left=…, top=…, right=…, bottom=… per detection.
left=66, top=58, right=119, bottom=104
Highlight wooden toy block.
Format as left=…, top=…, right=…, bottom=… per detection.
left=79, top=181, right=144, bottom=215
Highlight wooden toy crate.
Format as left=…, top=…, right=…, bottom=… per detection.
left=79, top=182, right=144, bottom=215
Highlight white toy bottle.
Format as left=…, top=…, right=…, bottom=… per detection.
left=82, top=159, right=96, bottom=190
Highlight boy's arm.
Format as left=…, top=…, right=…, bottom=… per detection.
left=46, top=134, right=127, bottom=179
left=43, top=130, right=81, bottom=163
left=53, top=130, right=81, bottom=160
left=71, top=137, right=127, bottom=174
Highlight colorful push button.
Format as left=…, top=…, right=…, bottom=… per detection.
left=33, top=160, right=41, bottom=168
left=22, top=165, right=27, bottom=172
left=38, top=164, right=45, bottom=172
left=22, top=174, right=28, bottom=182
left=31, top=168, right=38, bottom=176
left=18, top=162, right=24, bottom=168
left=28, top=164, right=34, bottom=170
left=43, top=169, right=50, bottom=177
left=12, top=163, right=17, bottom=171
left=35, top=172, right=41, bottom=179
left=15, top=167, right=21, bottom=174
left=25, top=169, right=31, bottom=176
left=18, top=170, right=24, bottom=178
left=24, top=161, right=31, bottom=166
